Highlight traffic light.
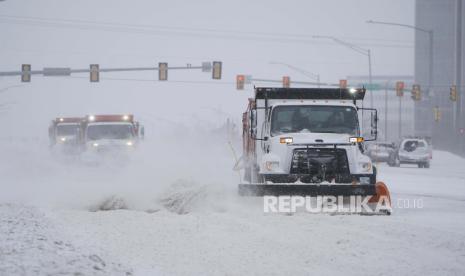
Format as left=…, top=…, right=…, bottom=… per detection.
left=21, top=64, right=31, bottom=82
left=433, top=106, right=441, bottom=122
left=339, top=79, right=347, bottom=89
left=283, top=76, right=290, bottom=88
left=236, top=75, right=245, bottom=90
left=411, top=84, right=421, bottom=101
left=450, top=85, right=457, bottom=102
left=90, top=64, right=99, bottom=82
left=212, top=61, right=222, bottom=80
left=395, top=81, right=404, bottom=97
left=159, top=62, right=168, bottom=81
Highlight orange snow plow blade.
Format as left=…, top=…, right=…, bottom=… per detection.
left=238, top=181, right=392, bottom=215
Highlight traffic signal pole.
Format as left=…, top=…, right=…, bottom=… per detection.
left=0, top=62, right=221, bottom=82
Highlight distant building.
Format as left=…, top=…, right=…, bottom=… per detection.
left=415, top=0, right=465, bottom=155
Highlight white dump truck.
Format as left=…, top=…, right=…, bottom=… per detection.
left=238, top=87, right=391, bottom=212
left=48, top=117, right=82, bottom=147
left=79, top=114, right=144, bottom=153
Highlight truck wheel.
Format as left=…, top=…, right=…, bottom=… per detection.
left=418, top=163, right=423, bottom=168
left=424, top=162, right=430, bottom=168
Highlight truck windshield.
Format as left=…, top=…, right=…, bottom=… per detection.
left=86, top=124, right=134, bottom=140
left=56, top=124, right=79, bottom=136
left=271, top=105, right=359, bottom=136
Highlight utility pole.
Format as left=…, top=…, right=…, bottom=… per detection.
left=384, top=81, right=389, bottom=141
left=455, top=0, right=463, bottom=156
left=399, top=93, right=402, bottom=139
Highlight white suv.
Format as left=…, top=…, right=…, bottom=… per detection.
left=388, top=138, right=432, bottom=168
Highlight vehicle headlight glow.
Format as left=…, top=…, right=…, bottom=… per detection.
left=349, top=137, right=364, bottom=143
left=88, top=115, right=95, bottom=121
left=280, top=137, right=293, bottom=144
left=126, top=141, right=133, bottom=146
left=60, top=137, right=66, bottom=142
left=123, top=115, right=129, bottom=120
left=92, top=142, right=99, bottom=147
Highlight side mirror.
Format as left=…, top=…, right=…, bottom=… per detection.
left=359, top=107, right=378, bottom=141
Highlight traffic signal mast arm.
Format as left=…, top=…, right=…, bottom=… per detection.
left=0, top=62, right=222, bottom=82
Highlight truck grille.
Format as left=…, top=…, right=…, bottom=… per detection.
left=290, top=148, right=350, bottom=181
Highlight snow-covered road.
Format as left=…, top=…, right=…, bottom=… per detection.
left=1, top=138, right=465, bottom=275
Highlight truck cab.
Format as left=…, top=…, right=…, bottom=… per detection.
left=243, top=87, right=378, bottom=185
left=80, top=114, right=143, bottom=152
left=49, top=117, right=82, bottom=147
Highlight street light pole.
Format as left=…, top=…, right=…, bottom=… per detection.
left=269, top=62, right=321, bottom=87
left=313, top=35, right=374, bottom=108
left=366, top=20, right=434, bottom=93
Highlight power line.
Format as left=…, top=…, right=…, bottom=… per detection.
left=0, top=15, right=413, bottom=49
left=0, top=14, right=413, bottom=44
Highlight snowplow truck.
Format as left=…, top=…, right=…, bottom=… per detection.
left=79, top=114, right=144, bottom=151
left=48, top=117, right=82, bottom=146
left=238, top=87, right=391, bottom=212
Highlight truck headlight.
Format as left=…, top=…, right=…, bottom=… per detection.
left=280, top=137, right=293, bottom=144
left=92, top=142, right=99, bottom=147
left=60, top=137, right=67, bottom=142
left=360, top=162, right=372, bottom=172
left=126, top=141, right=134, bottom=146
left=265, top=161, right=280, bottom=172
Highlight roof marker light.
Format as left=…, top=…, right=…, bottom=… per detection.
left=88, top=115, right=95, bottom=121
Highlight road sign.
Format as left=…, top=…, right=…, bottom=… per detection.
left=43, top=67, right=71, bottom=76
left=202, top=62, right=212, bottom=72
left=359, top=83, right=381, bottom=90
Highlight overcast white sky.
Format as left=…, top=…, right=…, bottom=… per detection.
left=1, top=0, right=415, bottom=78
left=0, top=0, right=415, bottom=136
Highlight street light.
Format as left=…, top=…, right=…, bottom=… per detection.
left=313, top=35, right=373, bottom=108
left=269, top=62, right=321, bottom=87
left=366, top=20, right=434, bottom=93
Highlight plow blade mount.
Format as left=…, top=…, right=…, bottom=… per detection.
left=238, top=183, right=377, bottom=197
